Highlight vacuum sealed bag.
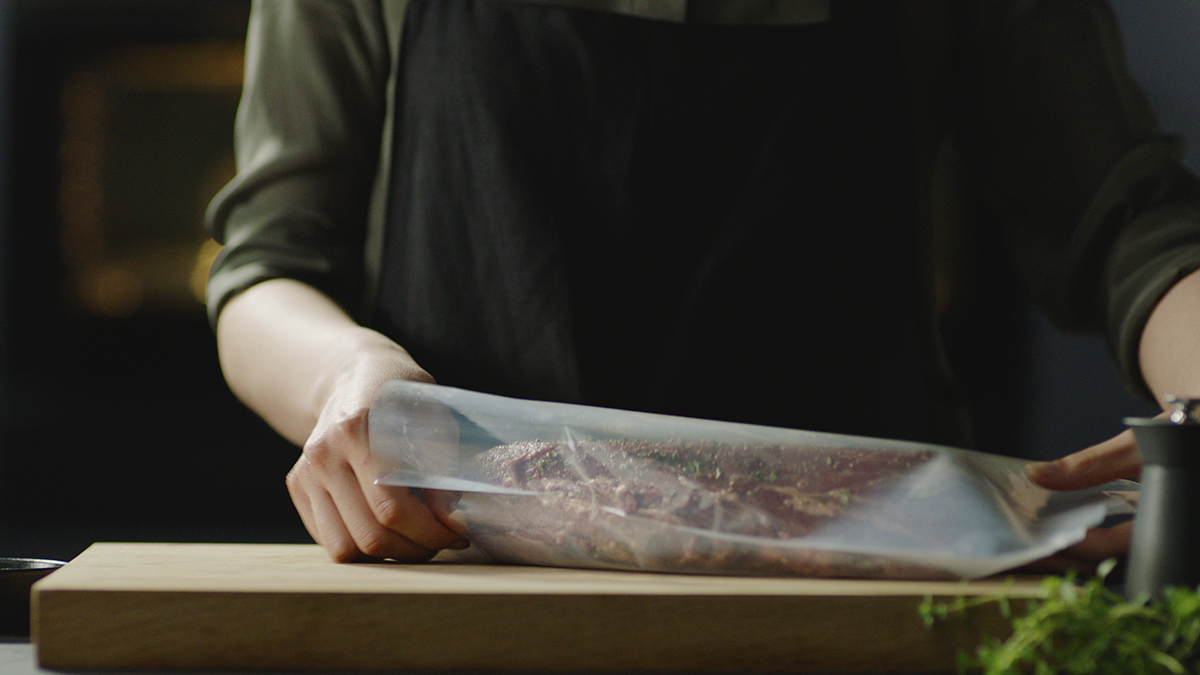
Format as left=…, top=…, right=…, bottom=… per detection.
left=369, top=381, right=1136, bottom=580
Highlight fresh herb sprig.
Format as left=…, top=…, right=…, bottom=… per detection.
left=921, top=560, right=1200, bottom=674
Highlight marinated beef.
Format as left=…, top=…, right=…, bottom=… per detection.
left=461, top=438, right=946, bottom=578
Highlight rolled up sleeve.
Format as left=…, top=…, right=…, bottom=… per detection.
left=205, top=0, right=391, bottom=326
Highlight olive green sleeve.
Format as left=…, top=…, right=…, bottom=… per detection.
left=954, top=0, right=1200, bottom=398
left=204, top=0, right=391, bottom=327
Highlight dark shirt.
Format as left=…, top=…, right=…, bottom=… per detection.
left=206, top=0, right=1200, bottom=446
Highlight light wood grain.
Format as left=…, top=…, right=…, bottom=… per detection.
left=32, top=543, right=1046, bottom=673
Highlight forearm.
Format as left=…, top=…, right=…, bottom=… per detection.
left=1021, top=265, right=1200, bottom=493
left=215, top=278, right=431, bottom=446
left=1138, top=268, right=1200, bottom=406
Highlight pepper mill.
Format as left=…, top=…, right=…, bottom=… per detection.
left=1124, top=396, right=1200, bottom=601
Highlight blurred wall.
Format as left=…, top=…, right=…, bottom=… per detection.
left=1113, top=0, right=1200, bottom=178
left=2, top=0, right=308, bottom=562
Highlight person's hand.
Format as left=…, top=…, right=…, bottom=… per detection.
left=215, top=279, right=470, bottom=563
left=1017, top=519, right=1134, bottom=576
left=1019, top=429, right=1143, bottom=575
left=1025, top=428, right=1143, bottom=491
left=285, top=349, right=470, bottom=563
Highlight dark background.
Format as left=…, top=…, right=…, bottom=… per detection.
left=0, top=0, right=1191, bottom=562
left=1, top=0, right=309, bottom=562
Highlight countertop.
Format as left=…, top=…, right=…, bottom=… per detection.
left=0, top=639, right=942, bottom=675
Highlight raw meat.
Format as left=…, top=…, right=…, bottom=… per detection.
left=461, top=438, right=946, bottom=578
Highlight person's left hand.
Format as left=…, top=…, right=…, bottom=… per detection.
left=1025, top=428, right=1143, bottom=492
left=1019, top=429, right=1143, bottom=575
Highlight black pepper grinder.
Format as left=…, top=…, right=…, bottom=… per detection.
left=1124, top=396, right=1200, bottom=601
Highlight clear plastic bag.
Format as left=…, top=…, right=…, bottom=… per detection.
left=370, top=380, right=1135, bottom=580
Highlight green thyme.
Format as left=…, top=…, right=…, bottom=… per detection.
left=922, top=560, right=1200, bottom=674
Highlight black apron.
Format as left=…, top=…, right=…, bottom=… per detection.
left=373, top=0, right=958, bottom=444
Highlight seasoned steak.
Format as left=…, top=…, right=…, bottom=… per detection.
left=461, top=438, right=944, bottom=578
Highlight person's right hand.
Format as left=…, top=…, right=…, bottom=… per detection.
left=215, top=278, right=470, bottom=564
left=285, top=348, right=470, bottom=562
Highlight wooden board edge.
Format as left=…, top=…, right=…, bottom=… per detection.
left=33, top=587, right=1023, bottom=673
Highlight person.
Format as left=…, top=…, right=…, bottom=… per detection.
left=206, top=0, right=1200, bottom=567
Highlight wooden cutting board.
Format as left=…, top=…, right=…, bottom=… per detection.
left=32, top=542, right=1045, bottom=673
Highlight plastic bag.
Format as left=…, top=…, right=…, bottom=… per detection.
left=369, top=380, right=1135, bottom=580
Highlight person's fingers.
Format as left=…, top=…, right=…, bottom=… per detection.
left=285, top=459, right=321, bottom=547
left=1059, top=519, right=1134, bottom=561
left=289, top=454, right=370, bottom=560
left=290, top=453, right=444, bottom=562
left=305, top=476, right=375, bottom=562
left=1017, top=552, right=1100, bottom=576
left=308, top=412, right=468, bottom=553
left=357, top=481, right=470, bottom=550
left=300, top=437, right=453, bottom=561
left=288, top=455, right=367, bottom=558
left=1017, top=521, right=1134, bottom=576
left=322, top=469, right=440, bottom=562
left=423, top=489, right=468, bottom=536
left=1025, top=429, right=1143, bottom=491
left=345, top=430, right=468, bottom=550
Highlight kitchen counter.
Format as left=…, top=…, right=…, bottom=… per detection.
left=1, top=638, right=950, bottom=675
left=1, top=639, right=38, bottom=675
